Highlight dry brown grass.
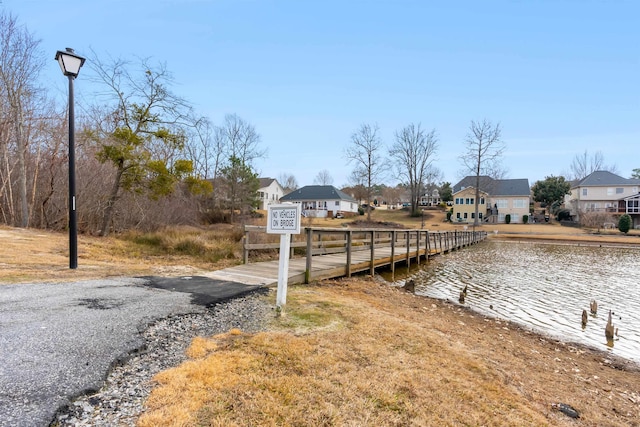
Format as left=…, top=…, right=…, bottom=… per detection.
left=0, top=224, right=244, bottom=283
left=139, top=279, right=640, bottom=427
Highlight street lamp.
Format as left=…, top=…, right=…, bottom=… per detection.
left=55, top=48, right=85, bottom=269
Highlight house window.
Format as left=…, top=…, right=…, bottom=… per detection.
left=456, top=212, right=461, bottom=219
left=513, top=199, right=526, bottom=208
left=335, top=201, right=340, bottom=206
left=496, top=199, right=508, bottom=209
left=511, top=214, right=520, bottom=223
left=480, top=197, right=485, bottom=205
left=498, top=213, right=506, bottom=222
left=463, top=212, right=468, bottom=219
left=607, top=188, right=614, bottom=195
left=582, top=188, right=588, bottom=196
left=471, top=213, right=475, bottom=219
left=479, top=212, right=483, bottom=220
left=616, top=188, right=624, bottom=194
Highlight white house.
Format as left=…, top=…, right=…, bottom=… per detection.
left=279, top=185, right=359, bottom=218
left=257, top=178, right=285, bottom=210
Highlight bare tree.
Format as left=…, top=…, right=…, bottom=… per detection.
left=221, top=113, right=266, bottom=167
left=570, top=150, right=618, bottom=181
left=382, top=184, right=405, bottom=207
left=314, top=169, right=333, bottom=186
left=0, top=12, right=45, bottom=227
left=345, top=123, right=386, bottom=220
left=389, top=123, right=439, bottom=215
left=277, top=173, right=298, bottom=194
left=184, top=117, right=226, bottom=179
left=459, top=119, right=506, bottom=226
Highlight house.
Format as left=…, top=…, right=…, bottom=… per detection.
left=419, top=188, right=441, bottom=206
left=279, top=185, right=359, bottom=218
left=452, top=176, right=531, bottom=223
left=257, top=178, right=285, bottom=210
left=564, top=171, right=640, bottom=228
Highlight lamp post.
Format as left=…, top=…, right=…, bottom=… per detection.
left=55, top=48, right=85, bottom=269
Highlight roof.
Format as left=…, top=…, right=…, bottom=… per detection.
left=453, top=176, right=530, bottom=196
left=280, top=185, right=357, bottom=202
left=573, top=171, right=640, bottom=188
left=258, top=177, right=277, bottom=189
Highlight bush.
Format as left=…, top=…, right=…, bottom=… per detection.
left=358, top=207, right=365, bottom=215
left=556, top=209, right=572, bottom=221
left=505, top=214, right=511, bottom=224
left=446, top=211, right=452, bottom=222
left=523, top=214, right=529, bottom=224
left=618, top=214, right=632, bottom=234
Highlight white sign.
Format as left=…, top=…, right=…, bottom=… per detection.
left=266, top=204, right=301, bottom=310
left=267, top=204, right=301, bottom=235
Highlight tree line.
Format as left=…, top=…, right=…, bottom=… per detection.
left=1, top=12, right=266, bottom=235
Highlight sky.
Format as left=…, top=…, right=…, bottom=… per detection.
left=4, top=0, right=639, bottom=188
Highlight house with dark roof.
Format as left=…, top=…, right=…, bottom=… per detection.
left=257, top=178, right=284, bottom=210
left=279, top=185, right=358, bottom=218
left=564, top=171, right=640, bottom=227
left=452, top=176, right=531, bottom=223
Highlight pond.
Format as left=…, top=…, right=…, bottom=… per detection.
left=405, top=240, right=640, bottom=364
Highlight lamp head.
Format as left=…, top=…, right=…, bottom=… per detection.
left=55, top=48, right=86, bottom=77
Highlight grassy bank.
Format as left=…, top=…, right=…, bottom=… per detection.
left=138, top=279, right=640, bottom=426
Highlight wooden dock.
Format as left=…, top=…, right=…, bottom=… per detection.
left=204, top=227, right=487, bottom=286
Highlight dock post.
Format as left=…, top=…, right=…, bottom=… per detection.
left=425, top=230, right=430, bottom=261
left=370, top=230, right=375, bottom=276
left=406, top=231, right=411, bottom=268
left=346, top=230, right=352, bottom=277
left=416, top=230, right=421, bottom=265
left=390, top=230, right=396, bottom=281
left=305, top=227, right=313, bottom=283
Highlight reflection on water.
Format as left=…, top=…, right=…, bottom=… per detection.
left=412, top=241, right=640, bottom=364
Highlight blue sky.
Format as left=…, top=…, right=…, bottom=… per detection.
left=5, top=0, right=639, bottom=187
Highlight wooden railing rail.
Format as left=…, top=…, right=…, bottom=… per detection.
left=243, top=225, right=487, bottom=283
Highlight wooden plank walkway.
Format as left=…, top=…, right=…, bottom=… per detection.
left=204, top=228, right=487, bottom=287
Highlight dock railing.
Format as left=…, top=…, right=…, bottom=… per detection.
left=243, top=226, right=488, bottom=283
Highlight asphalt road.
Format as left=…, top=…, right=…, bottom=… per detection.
left=0, top=276, right=260, bottom=427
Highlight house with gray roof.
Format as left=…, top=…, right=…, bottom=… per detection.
left=452, top=176, right=531, bottom=223
left=257, top=178, right=284, bottom=210
left=564, top=171, right=640, bottom=227
left=279, top=185, right=358, bottom=218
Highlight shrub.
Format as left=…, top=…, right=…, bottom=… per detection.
left=446, top=211, right=452, bottom=222
left=618, top=214, right=632, bottom=234
left=358, top=207, right=365, bottom=215
left=556, top=209, right=572, bottom=221
left=523, top=214, right=529, bottom=224
left=505, top=214, right=511, bottom=224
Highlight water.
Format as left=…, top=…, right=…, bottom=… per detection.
left=411, top=241, right=640, bottom=364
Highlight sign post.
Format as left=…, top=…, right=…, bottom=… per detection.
left=267, top=204, right=301, bottom=310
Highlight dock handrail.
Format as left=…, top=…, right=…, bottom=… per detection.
left=243, top=225, right=487, bottom=283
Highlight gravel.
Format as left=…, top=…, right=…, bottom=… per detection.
left=51, top=289, right=273, bottom=426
